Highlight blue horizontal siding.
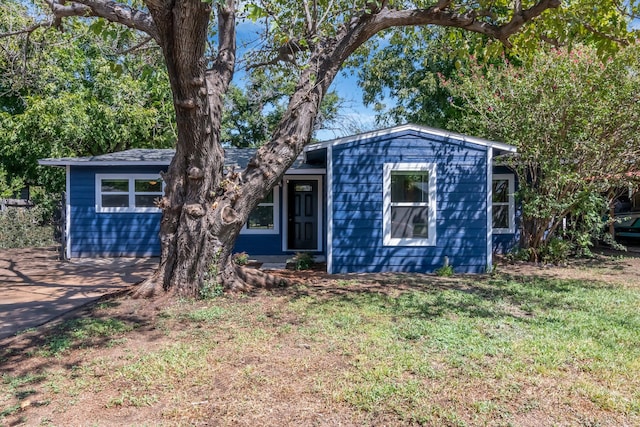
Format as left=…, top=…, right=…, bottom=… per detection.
left=69, top=166, right=165, bottom=257
left=69, top=166, right=308, bottom=258
left=332, top=171, right=486, bottom=187
left=235, top=234, right=285, bottom=255
left=330, top=129, right=490, bottom=274
left=331, top=255, right=488, bottom=274
left=493, top=234, right=518, bottom=255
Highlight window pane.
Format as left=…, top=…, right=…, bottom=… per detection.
left=135, top=179, right=162, bottom=192
left=259, top=191, right=274, bottom=204
left=492, top=179, right=509, bottom=203
left=135, top=195, right=158, bottom=208
left=102, top=194, right=129, bottom=208
left=101, top=179, right=128, bottom=192
left=248, top=206, right=274, bottom=229
left=391, top=172, right=429, bottom=203
left=391, top=206, right=429, bottom=238
left=493, top=205, right=509, bottom=229
left=295, top=184, right=312, bottom=192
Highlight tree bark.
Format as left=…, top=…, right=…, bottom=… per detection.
left=134, top=0, right=237, bottom=298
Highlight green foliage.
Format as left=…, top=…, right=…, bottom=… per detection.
left=0, top=166, right=23, bottom=198
left=201, top=250, right=224, bottom=299
left=0, top=207, right=55, bottom=248
left=183, top=306, right=226, bottom=322
left=0, top=186, right=59, bottom=249
left=0, top=12, right=176, bottom=193
left=200, top=278, right=224, bottom=299
left=435, top=264, right=454, bottom=277
left=434, top=257, right=454, bottom=276
left=446, top=45, right=640, bottom=256
left=233, top=251, right=250, bottom=266
left=355, top=2, right=638, bottom=128
left=38, top=317, right=133, bottom=357
left=507, top=247, right=534, bottom=263
left=291, top=252, right=314, bottom=270
left=538, top=237, right=572, bottom=264
left=221, top=70, right=341, bottom=147
left=356, top=26, right=476, bottom=128
left=29, top=187, right=59, bottom=225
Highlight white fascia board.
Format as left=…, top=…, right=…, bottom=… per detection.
left=306, top=124, right=517, bottom=154
left=284, top=168, right=326, bottom=175
left=38, top=160, right=170, bottom=167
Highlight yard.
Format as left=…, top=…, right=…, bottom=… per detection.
left=1, top=253, right=640, bottom=426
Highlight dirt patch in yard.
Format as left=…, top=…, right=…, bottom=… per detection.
left=1, top=247, right=639, bottom=426
left=497, top=248, right=640, bottom=288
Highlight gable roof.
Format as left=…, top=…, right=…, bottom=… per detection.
left=305, top=124, right=517, bottom=154
left=39, top=124, right=515, bottom=168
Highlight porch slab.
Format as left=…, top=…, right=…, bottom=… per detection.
left=260, top=263, right=288, bottom=270
left=253, top=255, right=326, bottom=271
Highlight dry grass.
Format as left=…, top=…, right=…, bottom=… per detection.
left=1, top=253, right=640, bottom=426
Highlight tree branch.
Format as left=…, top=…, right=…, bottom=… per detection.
left=580, top=21, right=631, bottom=46
left=43, top=0, right=159, bottom=42
left=0, top=22, right=52, bottom=39
left=210, top=0, right=236, bottom=89
left=317, top=0, right=336, bottom=29
left=302, top=0, right=315, bottom=34
left=336, top=0, right=560, bottom=60
left=432, top=0, right=453, bottom=12
left=117, top=36, right=155, bottom=55
left=496, top=0, right=562, bottom=46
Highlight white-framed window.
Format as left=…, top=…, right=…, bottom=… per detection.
left=492, top=174, right=515, bottom=234
left=241, top=188, right=279, bottom=234
left=383, top=163, right=437, bottom=246
left=96, top=174, right=163, bottom=213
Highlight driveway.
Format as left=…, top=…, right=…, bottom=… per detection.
left=0, top=247, right=156, bottom=340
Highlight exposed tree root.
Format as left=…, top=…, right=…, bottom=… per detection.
left=132, top=260, right=292, bottom=299
left=232, top=265, right=292, bottom=291
left=131, top=272, right=166, bottom=299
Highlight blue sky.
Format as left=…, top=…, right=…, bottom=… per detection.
left=233, top=19, right=380, bottom=141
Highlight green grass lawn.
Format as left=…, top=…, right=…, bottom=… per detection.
left=1, top=269, right=639, bottom=426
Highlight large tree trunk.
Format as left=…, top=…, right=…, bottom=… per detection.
left=133, top=0, right=239, bottom=298
left=132, top=0, right=339, bottom=298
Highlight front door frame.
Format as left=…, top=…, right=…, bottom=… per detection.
left=282, top=174, right=323, bottom=252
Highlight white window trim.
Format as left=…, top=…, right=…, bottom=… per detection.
left=383, top=163, right=437, bottom=246
left=241, top=188, right=280, bottom=235
left=493, top=174, right=516, bottom=234
left=95, top=174, right=163, bottom=213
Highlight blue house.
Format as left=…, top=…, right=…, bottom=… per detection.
left=39, top=124, right=518, bottom=274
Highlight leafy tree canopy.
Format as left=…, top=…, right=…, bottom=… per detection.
left=0, top=0, right=344, bottom=193
left=449, top=44, right=640, bottom=255
left=0, top=4, right=176, bottom=192
left=221, top=70, right=341, bottom=148
left=356, top=0, right=640, bottom=127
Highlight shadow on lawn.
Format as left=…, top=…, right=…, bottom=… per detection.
left=265, top=269, right=611, bottom=323
left=0, top=261, right=625, bottom=419
left=0, top=292, right=162, bottom=381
